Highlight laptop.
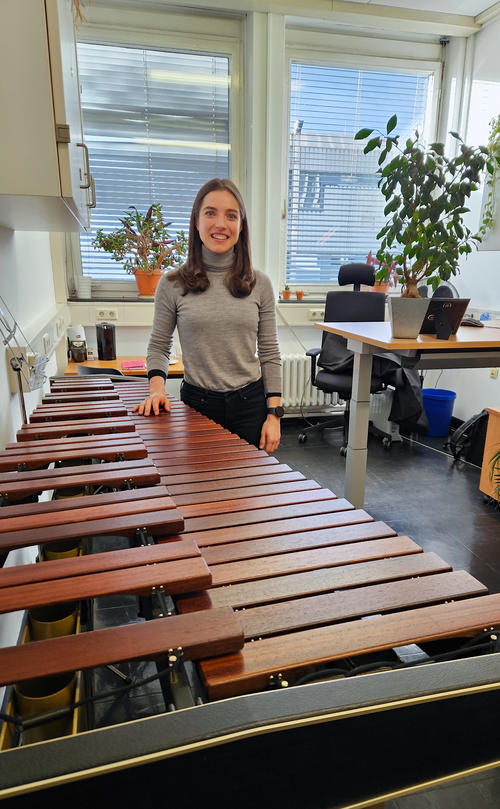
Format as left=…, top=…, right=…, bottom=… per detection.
left=419, top=298, right=470, bottom=336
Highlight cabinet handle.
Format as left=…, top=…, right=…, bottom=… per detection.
left=88, top=175, right=97, bottom=209
left=77, top=142, right=91, bottom=189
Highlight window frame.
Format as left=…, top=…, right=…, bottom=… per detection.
left=282, top=42, right=441, bottom=296
left=67, top=8, right=243, bottom=300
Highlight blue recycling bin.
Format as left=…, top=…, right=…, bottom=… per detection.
left=422, top=388, right=456, bottom=436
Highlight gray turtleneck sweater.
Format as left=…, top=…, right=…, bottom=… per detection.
left=147, top=246, right=282, bottom=394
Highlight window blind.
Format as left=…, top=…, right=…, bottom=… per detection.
left=77, top=42, right=230, bottom=280
left=287, top=63, right=431, bottom=285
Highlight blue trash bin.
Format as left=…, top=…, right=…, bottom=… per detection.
left=422, top=388, right=456, bottom=436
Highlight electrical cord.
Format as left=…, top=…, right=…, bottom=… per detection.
left=293, top=631, right=498, bottom=687
left=0, top=660, right=176, bottom=732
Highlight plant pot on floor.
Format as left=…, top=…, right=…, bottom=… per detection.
left=134, top=269, right=163, bottom=297
left=389, top=296, right=429, bottom=339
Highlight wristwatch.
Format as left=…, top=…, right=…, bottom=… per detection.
left=267, top=406, right=285, bottom=418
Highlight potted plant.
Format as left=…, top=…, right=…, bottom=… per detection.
left=295, top=289, right=305, bottom=301
left=92, top=204, right=187, bottom=297
left=355, top=115, right=497, bottom=337
left=364, top=250, right=399, bottom=294
left=282, top=285, right=291, bottom=300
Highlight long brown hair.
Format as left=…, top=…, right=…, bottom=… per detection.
left=168, top=178, right=255, bottom=297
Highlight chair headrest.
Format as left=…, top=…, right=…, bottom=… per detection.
left=338, top=263, right=375, bottom=289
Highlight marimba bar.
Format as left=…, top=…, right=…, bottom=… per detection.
left=1, top=376, right=499, bottom=805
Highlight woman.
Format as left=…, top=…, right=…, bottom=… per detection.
left=133, top=178, right=282, bottom=453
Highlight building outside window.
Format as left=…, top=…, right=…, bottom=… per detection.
left=75, top=41, right=231, bottom=292
left=286, top=62, right=433, bottom=288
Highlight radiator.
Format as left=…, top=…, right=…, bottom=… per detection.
left=281, top=353, right=337, bottom=409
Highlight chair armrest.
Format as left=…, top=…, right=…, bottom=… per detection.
left=305, top=347, right=321, bottom=385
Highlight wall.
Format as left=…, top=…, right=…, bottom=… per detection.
left=424, top=15, right=500, bottom=420
left=0, top=227, right=60, bottom=449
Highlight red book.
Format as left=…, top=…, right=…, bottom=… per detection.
left=121, top=360, right=145, bottom=370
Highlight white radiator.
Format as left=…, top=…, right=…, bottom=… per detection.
left=281, top=353, right=337, bottom=409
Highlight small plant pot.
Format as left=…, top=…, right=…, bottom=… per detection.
left=282, top=289, right=291, bottom=300
left=295, top=291, right=304, bottom=301
left=389, top=296, right=429, bottom=338
left=134, top=269, right=163, bottom=297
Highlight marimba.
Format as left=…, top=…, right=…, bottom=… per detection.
left=1, top=377, right=500, bottom=807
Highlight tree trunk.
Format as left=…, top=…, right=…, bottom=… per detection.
left=401, top=280, right=421, bottom=298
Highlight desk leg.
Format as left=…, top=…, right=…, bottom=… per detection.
left=344, top=342, right=374, bottom=508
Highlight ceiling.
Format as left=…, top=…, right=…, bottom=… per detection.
left=347, top=0, right=498, bottom=16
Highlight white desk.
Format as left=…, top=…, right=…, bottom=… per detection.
left=315, top=321, right=500, bottom=508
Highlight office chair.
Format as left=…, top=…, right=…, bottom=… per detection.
left=298, top=262, right=386, bottom=454
left=417, top=281, right=458, bottom=299
left=76, top=364, right=123, bottom=376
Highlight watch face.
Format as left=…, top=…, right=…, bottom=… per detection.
left=269, top=406, right=284, bottom=418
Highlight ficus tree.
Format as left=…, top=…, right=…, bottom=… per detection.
left=355, top=115, right=498, bottom=298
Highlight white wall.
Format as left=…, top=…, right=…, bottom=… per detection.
left=426, top=15, right=500, bottom=420
left=0, top=227, right=58, bottom=449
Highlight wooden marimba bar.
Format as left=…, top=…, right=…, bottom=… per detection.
left=1, top=376, right=500, bottom=804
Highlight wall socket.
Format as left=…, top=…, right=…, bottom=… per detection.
left=96, top=308, right=118, bottom=321
left=309, top=308, right=325, bottom=320
left=490, top=368, right=499, bottom=379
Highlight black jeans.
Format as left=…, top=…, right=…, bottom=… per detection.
left=180, top=378, right=267, bottom=447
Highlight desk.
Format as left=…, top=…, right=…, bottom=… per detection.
left=315, top=321, right=500, bottom=508
left=64, top=356, right=184, bottom=377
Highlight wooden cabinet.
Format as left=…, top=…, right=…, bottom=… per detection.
left=0, top=0, right=93, bottom=231
left=479, top=407, right=500, bottom=501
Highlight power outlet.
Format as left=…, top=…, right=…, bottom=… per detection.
left=96, top=308, right=118, bottom=321
left=309, top=308, right=325, bottom=320
left=490, top=368, right=499, bottom=379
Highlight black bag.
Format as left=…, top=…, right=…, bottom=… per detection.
left=449, top=409, right=489, bottom=465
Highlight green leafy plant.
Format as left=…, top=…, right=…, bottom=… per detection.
left=284, top=285, right=290, bottom=291
left=479, top=113, right=500, bottom=238
left=355, top=115, right=498, bottom=298
left=92, top=204, right=187, bottom=275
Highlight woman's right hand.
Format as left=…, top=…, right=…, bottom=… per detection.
left=132, top=392, right=171, bottom=416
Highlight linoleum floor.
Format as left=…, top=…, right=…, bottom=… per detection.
left=274, top=417, right=500, bottom=809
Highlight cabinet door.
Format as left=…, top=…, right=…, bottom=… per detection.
left=46, top=0, right=90, bottom=229
left=480, top=408, right=500, bottom=501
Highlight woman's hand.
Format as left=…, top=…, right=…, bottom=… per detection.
left=133, top=375, right=171, bottom=416
left=259, top=415, right=281, bottom=453
left=133, top=392, right=171, bottom=416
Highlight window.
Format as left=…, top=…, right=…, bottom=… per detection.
left=77, top=42, right=231, bottom=284
left=286, top=62, right=433, bottom=286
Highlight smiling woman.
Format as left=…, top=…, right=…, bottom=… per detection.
left=132, top=178, right=283, bottom=455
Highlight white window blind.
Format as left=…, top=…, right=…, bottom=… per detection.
left=77, top=42, right=230, bottom=280
left=287, top=63, right=431, bottom=286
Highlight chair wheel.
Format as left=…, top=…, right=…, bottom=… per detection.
left=298, top=433, right=307, bottom=443
left=382, top=437, right=392, bottom=449
left=340, top=446, right=347, bottom=457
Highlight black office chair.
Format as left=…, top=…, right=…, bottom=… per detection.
left=298, top=262, right=386, bottom=454
left=417, top=281, right=458, bottom=299
left=76, top=364, right=123, bottom=376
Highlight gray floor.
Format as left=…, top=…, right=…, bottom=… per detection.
left=274, top=417, right=500, bottom=808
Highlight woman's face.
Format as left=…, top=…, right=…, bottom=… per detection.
left=196, top=189, right=242, bottom=253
